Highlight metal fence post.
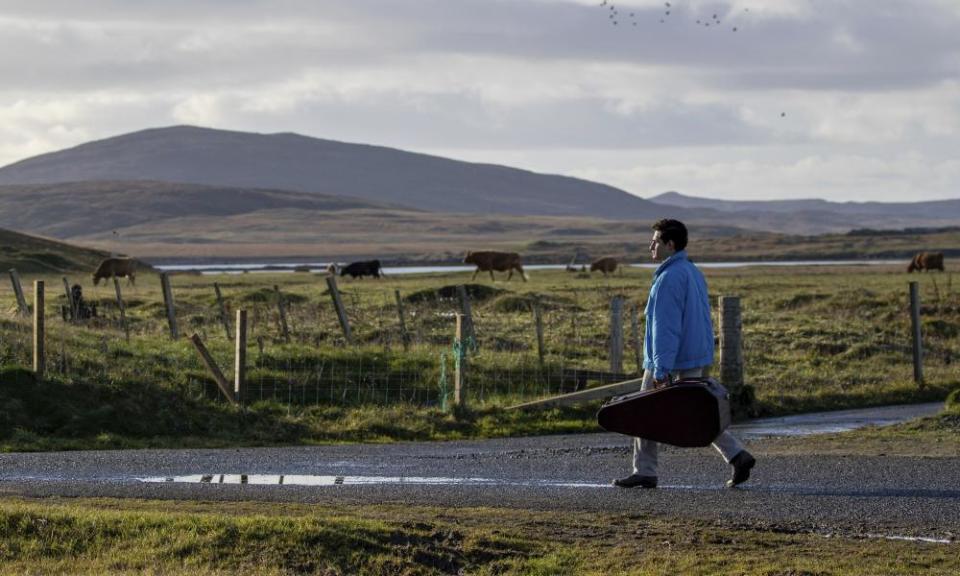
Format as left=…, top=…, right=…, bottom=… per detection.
left=630, top=303, right=642, bottom=376
left=274, top=285, right=290, bottom=343
left=456, top=285, right=475, bottom=342
left=532, top=297, right=546, bottom=372
left=394, top=289, right=410, bottom=351
left=454, top=313, right=467, bottom=408
left=909, top=282, right=924, bottom=387
left=33, top=280, right=44, bottom=380
left=114, top=277, right=129, bottom=341
left=608, top=295, right=624, bottom=374
left=214, top=282, right=232, bottom=340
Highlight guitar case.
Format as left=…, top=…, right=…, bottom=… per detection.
left=596, top=378, right=731, bottom=447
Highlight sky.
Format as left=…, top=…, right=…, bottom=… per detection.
left=1, top=0, right=958, bottom=202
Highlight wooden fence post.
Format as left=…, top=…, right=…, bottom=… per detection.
left=274, top=285, right=290, bottom=343
left=113, top=278, right=129, bottom=341
left=9, top=269, right=29, bottom=316
left=719, top=296, right=744, bottom=391
left=532, top=297, right=545, bottom=372
left=326, top=275, right=352, bottom=344
left=33, top=280, right=44, bottom=380
left=235, top=309, right=247, bottom=405
left=608, top=295, right=624, bottom=374
left=909, top=282, right=924, bottom=387
left=160, top=272, right=179, bottom=340
left=394, top=289, right=410, bottom=351
left=189, top=333, right=237, bottom=405
left=630, top=303, right=642, bottom=376
left=454, top=313, right=467, bottom=408
left=456, top=285, right=475, bottom=343
left=214, top=282, right=232, bottom=340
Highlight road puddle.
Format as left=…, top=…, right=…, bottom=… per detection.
left=734, top=402, right=943, bottom=438
left=139, top=474, right=612, bottom=489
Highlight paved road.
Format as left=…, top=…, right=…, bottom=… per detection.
left=1, top=404, right=956, bottom=541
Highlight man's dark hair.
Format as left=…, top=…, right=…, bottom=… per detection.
left=652, top=219, right=688, bottom=251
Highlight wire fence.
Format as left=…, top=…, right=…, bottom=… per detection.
left=2, top=270, right=958, bottom=411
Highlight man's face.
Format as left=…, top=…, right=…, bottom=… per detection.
left=649, top=231, right=675, bottom=261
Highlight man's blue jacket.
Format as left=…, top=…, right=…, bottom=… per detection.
left=643, top=249, right=714, bottom=380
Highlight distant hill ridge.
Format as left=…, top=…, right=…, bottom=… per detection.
left=1, top=126, right=958, bottom=243
left=649, top=191, right=960, bottom=220
left=0, top=180, right=407, bottom=237
left=0, top=125, right=671, bottom=220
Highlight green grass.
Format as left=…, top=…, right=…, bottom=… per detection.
left=0, top=228, right=109, bottom=273
left=1, top=265, right=958, bottom=450
left=0, top=497, right=955, bottom=575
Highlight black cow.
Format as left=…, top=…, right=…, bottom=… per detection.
left=330, top=259, right=383, bottom=279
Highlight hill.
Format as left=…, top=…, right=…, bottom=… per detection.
left=649, top=191, right=960, bottom=231
left=0, top=180, right=758, bottom=262
left=2, top=181, right=958, bottom=264
left=0, top=180, right=410, bottom=238
left=0, top=227, right=114, bottom=273
left=0, top=125, right=674, bottom=221
left=1, top=127, right=958, bottom=251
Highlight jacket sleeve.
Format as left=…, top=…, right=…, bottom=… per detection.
left=650, top=271, right=684, bottom=380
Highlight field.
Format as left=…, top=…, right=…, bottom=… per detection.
left=1, top=263, right=958, bottom=451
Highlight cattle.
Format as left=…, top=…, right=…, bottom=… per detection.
left=590, top=256, right=619, bottom=276
left=463, top=251, right=527, bottom=282
left=331, top=259, right=383, bottom=279
left=907, top=252, right=945, bottom=273
left=92, top=257, right=137, bottom=286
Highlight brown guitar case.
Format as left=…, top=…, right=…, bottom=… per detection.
left=596, top=378, right=731, bottom=447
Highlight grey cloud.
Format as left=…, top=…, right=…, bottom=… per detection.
left=0, top=0, right=957, bottom=196
left=1, top=1, right=956, bottom=94
left=220, top=90, right=776, bottom=151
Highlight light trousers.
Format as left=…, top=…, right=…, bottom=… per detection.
left=632, top=367, right=745, bottom=477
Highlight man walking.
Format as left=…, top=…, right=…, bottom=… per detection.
left=614, top=219, right=755, bottom=489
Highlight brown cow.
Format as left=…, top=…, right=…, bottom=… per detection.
left=907, top=252, right=945, bottom=273
left=590, top=256, right=619, bottom=276
left=93, top=257, right=137, bottom=285
left=463, top=251, right=527, bottom=282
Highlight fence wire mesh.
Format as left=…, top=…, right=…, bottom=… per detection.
left=2, top=269, right=958, bottom=413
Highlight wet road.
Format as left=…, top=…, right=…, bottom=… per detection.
left=1, top=403, right=956, bottom=541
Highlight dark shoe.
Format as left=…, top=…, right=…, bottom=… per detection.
left=726, top=450, right=756, bottom=488
left=613, top=474, right=657, bottom=489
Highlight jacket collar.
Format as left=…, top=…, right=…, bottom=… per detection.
left=654, top=249, right=687, bottom=277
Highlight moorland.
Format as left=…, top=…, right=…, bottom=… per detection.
left=1, top=260, right=957, bottom=451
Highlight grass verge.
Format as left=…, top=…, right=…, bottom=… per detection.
left=0, top=496, right=956, bottom=575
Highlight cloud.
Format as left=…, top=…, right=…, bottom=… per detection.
left=0, top=0, right=957, bottom=203
left=568, top=149, right=960, bottom=202
left=172, top=94, right=226, bottom=125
